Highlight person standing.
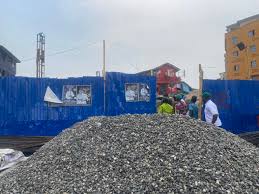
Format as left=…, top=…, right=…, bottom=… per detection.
left=158, top=98, right=174, bottom=114
left=175, top=94, right=187, bottom=115
left=202, top=92, right=222, bottom=127
left=189, top=96, right=198, bottom=119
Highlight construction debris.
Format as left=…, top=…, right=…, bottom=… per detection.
left=0, top=114, right=258, bottom=193
left=0, top=149, right=27, bottom=172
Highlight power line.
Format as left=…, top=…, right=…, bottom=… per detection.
left=21, top=47, right=81, bottom=62
left=47, top=47, right=80, bottom=57
left=21, top=42, right=100, bottom=62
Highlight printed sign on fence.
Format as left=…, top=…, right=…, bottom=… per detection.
left=125, top=83, right=139, bottom=102
left=76, top=85, right=91, bottom=105
left=62, top=85, right=92, bottom=106
left=139, top=84, right=150, bottom=102
left=125, top=83, right=150, bottom=102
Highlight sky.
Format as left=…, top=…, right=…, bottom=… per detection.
left=1, top=0, right=259, bottom=88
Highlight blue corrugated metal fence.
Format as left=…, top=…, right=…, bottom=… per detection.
left=0, top=72, right=156, bottom=136
left=105, top=72, right=156, bottom=115
left=203, top=79, right=259, bottom=134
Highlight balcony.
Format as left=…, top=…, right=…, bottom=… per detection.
left=231, top=58, right=243, bottom=63
left=251, top=68, right=259, bottom=74
left=233, top=72, right=241, bottom=76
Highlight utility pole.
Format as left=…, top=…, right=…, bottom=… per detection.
left=102, top=40, right=106, bottom=79
left=198, top=64, right=203, bottom=119
left=36, top=33, right=46, bottom=78
left=103, top=40, right=106, bottom=114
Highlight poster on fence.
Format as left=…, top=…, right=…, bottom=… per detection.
left=62, top=85, right=91, bottom=106
left=125, top=83, right=150, bottom=102
left=125, top=83, right=139, bottom=102
left=139, top=84, right=150, bottom=102
left=76, top=85, right=91, bottom=105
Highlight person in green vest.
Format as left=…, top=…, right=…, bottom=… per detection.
left=158, top=97, right=174, bottom=114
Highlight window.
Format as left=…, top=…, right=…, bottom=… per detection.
left=167, top=69, right=175, bottom=77
left=252, top=76, right=259, bottom=80
left=234, top=65, right=239, bottom=72
left=251, top=60, right=257, bottom=68
left=7, top=57, right=13, bottom=63
left=248, top=30, right=255, bottom=37
left=250, top=45, right=256, bottom=52
left=232, top=51, right=239, bottom=57
left=232, top=36, right=238, bottom=45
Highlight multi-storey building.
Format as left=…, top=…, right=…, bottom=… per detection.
left=0, top=45, right=20, bottom=76
left=225, top=14, right=259, bottom=80
left=138, top=63, right=192, bottom=96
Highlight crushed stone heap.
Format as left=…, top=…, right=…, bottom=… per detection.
left=0, top=114, right=258, bottom=193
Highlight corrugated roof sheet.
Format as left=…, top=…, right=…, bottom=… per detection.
left=0, top=45, right=21, bottom=63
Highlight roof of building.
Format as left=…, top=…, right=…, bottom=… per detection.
left=0, top=45, right=21, bottom=63
left=139, top=62, right=180, bottom=74
left=227, top=14, right=259, bottom=32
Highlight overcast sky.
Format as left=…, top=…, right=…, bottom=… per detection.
left=1, top=0, right=259, bottom=87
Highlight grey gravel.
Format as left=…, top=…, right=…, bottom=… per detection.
left=0, top=114, right=258, bottom=194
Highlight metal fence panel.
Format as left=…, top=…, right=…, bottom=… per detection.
left=105, top=72, right=156, bottom=116
left=203, top=80, right=259, bottom=134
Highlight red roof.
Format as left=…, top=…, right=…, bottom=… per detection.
left=139, top=62, right=180, bottom=74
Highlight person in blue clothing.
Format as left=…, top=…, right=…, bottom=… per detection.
left=188, top=96, right=198, bottom=119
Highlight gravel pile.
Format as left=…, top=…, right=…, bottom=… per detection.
left=0, top=114, right=258, bottom=193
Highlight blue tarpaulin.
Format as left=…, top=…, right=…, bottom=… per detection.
left=203, top=80, right=259, bottom=134
left=0, top=72, right=156, bottom=136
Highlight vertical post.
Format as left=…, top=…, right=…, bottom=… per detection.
left=103, top=40, right=106, bottom=79
left=103, top=40, right=106, bottom=114
left=36, top=35, right=39, bottom=78
left=198, top=64, right=203, bottom=119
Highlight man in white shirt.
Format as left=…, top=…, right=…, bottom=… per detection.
left=202, top=92, right=222, bottom=127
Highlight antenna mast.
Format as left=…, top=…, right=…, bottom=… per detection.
left=36, top=33, right=45, bottom=78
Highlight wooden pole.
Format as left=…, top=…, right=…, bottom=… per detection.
left=198, top=64, right=203, bottom=119
left=103, top=40, right=106, bottom=114
left=103, top=40, right=106, bottom=80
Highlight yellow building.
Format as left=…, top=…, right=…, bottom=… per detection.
left=225, top=15, right=259, bottom=80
